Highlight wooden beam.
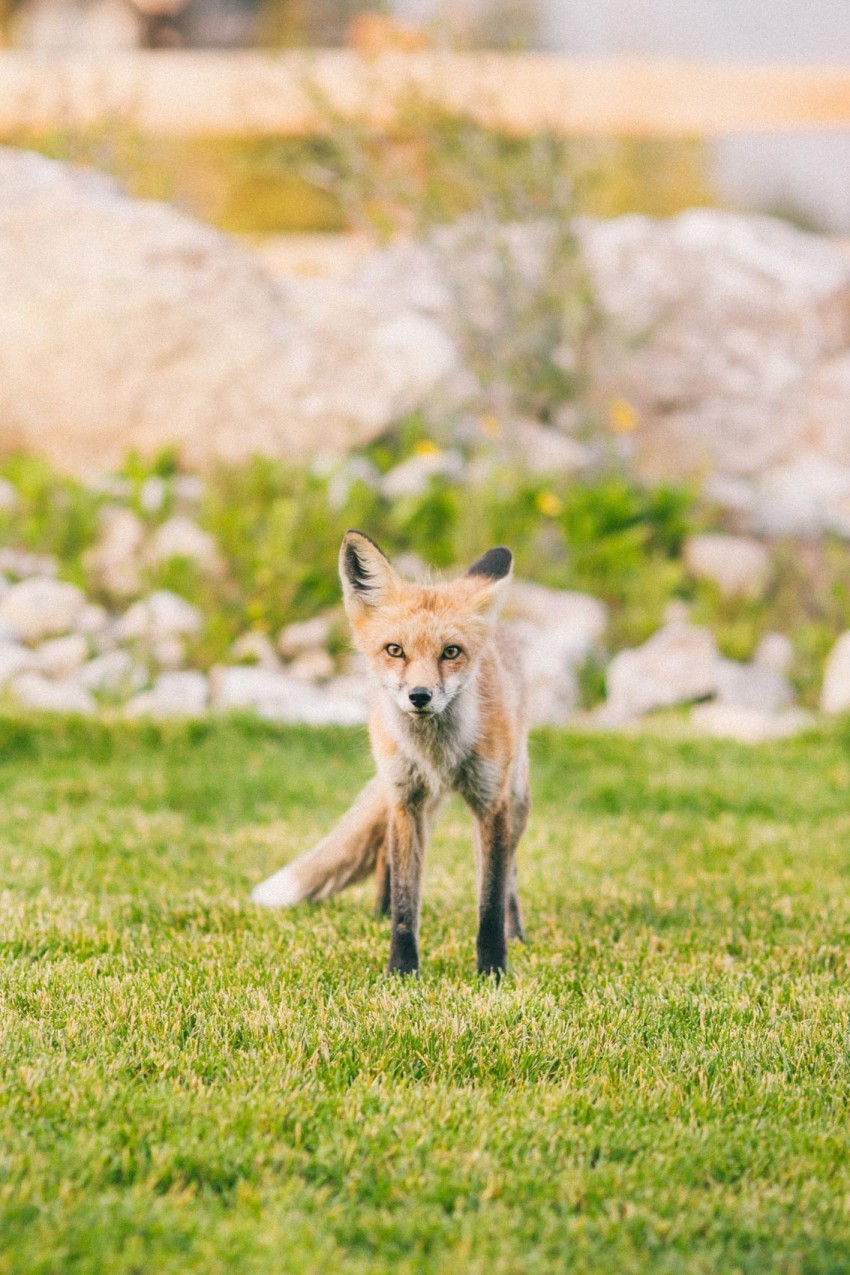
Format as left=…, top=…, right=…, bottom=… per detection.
left=0, top=51, right=849, bottom=137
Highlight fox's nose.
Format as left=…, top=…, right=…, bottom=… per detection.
left=409, top=687, right=433, bottom=709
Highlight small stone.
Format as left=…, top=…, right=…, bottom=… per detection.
left=34, top=633, right=89, bottom=678
left=287, top=648, right=335, bottom=683
left=117, top=590, right=202, bottom=643
left=754, top=632, right=794, bottom=675
left=0, top=577, right=86, bottom=643
left=151, top=637, right=186, bottom=670
left=139, top=476, right=167, bottom=514
left=84, top=507, right=145, bottom=598
left=604, top=622, right=719, bottom=720
left=503, top=581, right=607, bottom=727
left=691, top=703, right=813, bottom=743
left=0, top=477, right=19, bottom=511
left=821, top=632, right=850, bottom=714
left=172, top=475, right=205, bottom=504
left=78, top=650, right=147, bottom=697
left=210, top=666, right=367, bottom=725
left=232, top=632, right=280, bottom=670
left=715, top=658, right=793, bottom=713
left=125, top=671, right=209, bottom=718
left=277, top=616, right=332, bottom=661
left=0, top=548, right=58, bottom=580
left=507, top=417, right=594, bottom=475
left=11, top=672, right=96, bottom=715
left=149, top=516, right=220, bottom=573
left=0, top=641, right=33, bottom=686
left=75, top=602, right=111, bottom=637
left=684, top=533, right=771, bottom=599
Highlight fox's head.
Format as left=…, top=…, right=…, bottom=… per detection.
left=339, top=530, right=512, bottom=719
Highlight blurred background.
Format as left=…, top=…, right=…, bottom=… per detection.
left=1, top=1, right=850, bottom=737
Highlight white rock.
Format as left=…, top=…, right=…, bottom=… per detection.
left=604, top=622, right=719, bottom=720
left=78, top=650, right=147, bottom=696
left=0, top=641, right=34, bottom=686
left=75, top=602, right=111, bottom=637
left=151, top=637, right=186, bottom=670
left=84, top=507, right=145, bottom=598
left=0, top=548, right=57, bottom=579
left=124, top=671, right=209, bottom=719
left=149, top=516, right=220, bottom=572
left=754, top=632, right=794, bottom=675
left=287, top=648, right=335, bottom=684
left=277, top=616, right=332, bottom=661
left=34, top=632, right=89, bottom=678
left=139, top=476, right=166, bottom=515
left=684, top=533, right=770, bottom=598
left=381, top=449, right=464, bottom=500
left=691, top=703, right=813, bottom=743
left=172, top=475, right=205, bottom=504
left=507, top=417, right=594, bottom=475
left=503, top=582, right=608, bottom=727
left=715, top=658, right=793, bottom=713
left=117, top=590, right=202, bottom=643
left=258, top=678, right=368, bottom=727
left=506, top=581, right=607, bottom=647
left=0, top=477, right=18, bottom=511
left=821, top=632, right=850, bottom=713
left=0, top=577, right=86, bottom=643
left=211, top=665, right=367, bottom=725
left=0, top=148, right=458, bottom=473
left=754, top=453, right=850, bottom=537
left=232, top=632, right=280, bottom=670
left=11, top=671, right=95, bottom=715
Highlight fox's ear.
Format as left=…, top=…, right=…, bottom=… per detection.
left=339, top=530, right=397, bottom=613
left=465, top=546, right=513, bottom=610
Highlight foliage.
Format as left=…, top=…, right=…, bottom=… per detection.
left=1, top=125, right=715, bottom=238
left=4, top=440, right=850, bottom=704
left=3, top=717, right=850, bottom=1272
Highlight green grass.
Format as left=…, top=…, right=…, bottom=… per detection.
left=2, top=716, right=850, bottom=1274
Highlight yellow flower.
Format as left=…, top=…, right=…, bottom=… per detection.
left=535, top=490, right=563, bottom=518
left=413, top=439, right=441, bottom=456
left=608, top=397, right=639, bottom=434
left=478, top=413, right=502, bottom=438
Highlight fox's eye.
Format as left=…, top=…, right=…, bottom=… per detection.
left=442, top=645, right=462, bottom=660
left=385, top=643, right=404, bottom=658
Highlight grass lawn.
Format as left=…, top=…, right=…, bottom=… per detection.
left=2, top=715, right=850, bottom=1273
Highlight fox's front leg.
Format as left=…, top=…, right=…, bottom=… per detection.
left=374, top=839, right=391, bottom=918
left=387, top=802, right=426, bottom=976
left=475, top=803, right=515, bottom=977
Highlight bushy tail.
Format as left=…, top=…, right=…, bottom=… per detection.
left=251, top=777, right=387, bottom=908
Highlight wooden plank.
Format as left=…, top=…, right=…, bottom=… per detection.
left=0, top=51, right=849, bottom=137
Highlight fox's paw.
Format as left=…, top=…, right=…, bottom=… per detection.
left=387, top=930, right=419, bottom=976
left=251, top=865, right=305, bottom=908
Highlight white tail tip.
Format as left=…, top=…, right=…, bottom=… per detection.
left=251, top=865, right=306, bottom=908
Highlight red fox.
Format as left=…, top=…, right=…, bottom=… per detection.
left=252, top=530, right=530, bottom=977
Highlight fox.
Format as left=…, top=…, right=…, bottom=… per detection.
left=251, top=529, right=530, bottom=977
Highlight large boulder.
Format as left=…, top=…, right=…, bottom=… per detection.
left=0, top=148, right=458, bottom=473
left=579, top=210, right=850, bottom=496
left=603, top=621, right=719, bottom=721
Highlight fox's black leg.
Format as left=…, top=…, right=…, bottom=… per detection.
left=475, top=804, right=512, bottom=978
left=387, top=804, right=425, bottom=976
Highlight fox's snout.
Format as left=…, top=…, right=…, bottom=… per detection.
left=408, top=686, right=433, bottom=710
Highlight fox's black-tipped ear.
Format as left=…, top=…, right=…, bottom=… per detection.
left=467, top=547, right=513, bottom=581
left=339, top=530, right=397, bottom=613
left=465, top=546, right=513, bottom=613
